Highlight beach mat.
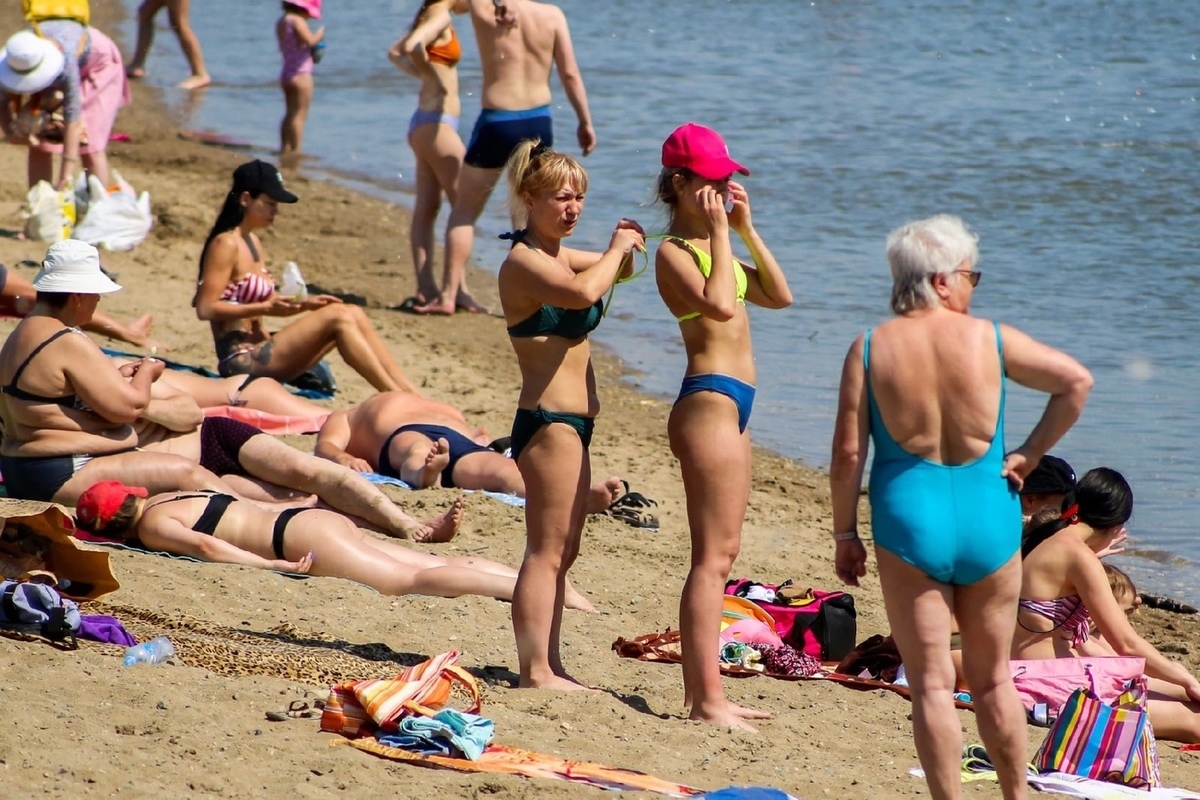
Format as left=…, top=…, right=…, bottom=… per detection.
left=362, top=472, right=525, bottom=508
left=203, top=405, right=329, bottom=435
left=334, top=738, right=702, bottom=797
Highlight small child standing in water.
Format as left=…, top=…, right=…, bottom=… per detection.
left=276, top=0, right=325, bottom=154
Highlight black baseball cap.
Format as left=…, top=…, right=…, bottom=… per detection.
left=1021, top=454, right=1077, bottom=495
left=232, top=160, right=298, bottom=203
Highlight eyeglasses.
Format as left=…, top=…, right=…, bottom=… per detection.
left=955, top=270, right=982, bottom=288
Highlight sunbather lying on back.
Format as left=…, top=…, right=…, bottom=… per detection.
left=314, top=391, right=656, bottom=524
left=75, top=480, right=594, bottom=610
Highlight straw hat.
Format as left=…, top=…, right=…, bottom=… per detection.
left=32, top=240, right=122, bottom=295
left=0, top=498, right=119, bottom=601
left=0, top=30, right=65, bottom=95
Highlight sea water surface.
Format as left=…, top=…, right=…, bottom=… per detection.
left=119, top=0, right=1200, bottom=603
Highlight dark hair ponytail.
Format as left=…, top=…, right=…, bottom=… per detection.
left=1021, top=467, right=1133, bottom=558
left=193, top=188, right=257, bottom=306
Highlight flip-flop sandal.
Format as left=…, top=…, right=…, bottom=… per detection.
left=605, top=480, right=659, bottom=531
left=392, top=296, right=427, bottom=314
left=266, top=700, right=316, bottom=722
left=488, top=436, right=512, bottom=455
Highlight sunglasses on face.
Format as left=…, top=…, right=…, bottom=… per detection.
left=954, top=269, right=982, bottom=288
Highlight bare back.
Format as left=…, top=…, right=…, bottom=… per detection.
left=469, top=0, right=561, bottom=109
left=867, top=309, right=1003, bottom=465
left=341, top=392, right=472, bottom=461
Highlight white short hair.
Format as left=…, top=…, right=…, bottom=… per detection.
left=885, top=214, right=980, bottom=314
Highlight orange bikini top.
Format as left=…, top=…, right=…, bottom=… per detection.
left=426, top=26, right=461, bottom=67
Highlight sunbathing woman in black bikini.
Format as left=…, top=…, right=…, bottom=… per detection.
left=75, top=480, right=595, bottom=609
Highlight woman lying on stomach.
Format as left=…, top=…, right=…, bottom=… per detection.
left=75, top=480, right=595, bottom=610
left=1014, top=467, right=1200, bottom=742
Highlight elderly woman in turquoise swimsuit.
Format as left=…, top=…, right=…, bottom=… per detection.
left=194, top=160, right=418, bottom=393
left=830, top=214, right=1093, bottom=799
left=654, top=123, right=792, bottom=731
left=498, top=139, right=643, bottom=690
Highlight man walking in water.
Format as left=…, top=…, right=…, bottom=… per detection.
left=415, top=0, right=595, bottom=315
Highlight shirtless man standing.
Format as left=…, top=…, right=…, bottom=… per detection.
left=315, top=391, right=647, bottom=520
left=415, top=0, right=595, bottom=315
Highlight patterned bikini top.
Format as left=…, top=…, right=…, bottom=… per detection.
left=1017, top=595, right=1092, bottom=648
left=221, top=271, right=275, bottom=304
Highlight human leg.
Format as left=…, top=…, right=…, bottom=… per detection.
left=229, top=375, right=330, bottom=416
left=84, top=311, right=167, bottom=350
left=55, top=451, right=243, bottom=505
left=237, top=433, right=459, bottom=542
left=280, top=76, right=312, bottom=154
left=669, top=392, right=763, bottom=729
left=127, top=0, right=166, bottom=77
left=511, top=423, right=591, bottom=688
left=875, top=547, right=964, bottom=800
left=167, top=0, right=210, bottom=88
left=416, top=164, right=501, bottom=315
left=954, top=556, right=1029, bottom=799
left=80, top=151, right=112, bottom=190
left=27, top=149, right=53, bottom=188
left=409, top=152, right=443, bottom=303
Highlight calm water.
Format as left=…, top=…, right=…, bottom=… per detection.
left=119, top=0, right=1200, bottom=603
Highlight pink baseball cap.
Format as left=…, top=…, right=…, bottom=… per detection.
left=288, top=0, right=322, bottom=19
left=661, top=123, right=749, bottom=181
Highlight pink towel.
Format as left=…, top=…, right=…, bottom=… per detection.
left=202, top=406, right=329, bottom=436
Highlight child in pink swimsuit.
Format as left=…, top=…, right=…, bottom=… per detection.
left=276, top=0, right=324, bottom=154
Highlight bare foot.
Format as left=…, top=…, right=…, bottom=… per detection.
left=126, top=66, right=146, bottom=79
left=730, top=702, right=772, bottom=720
left=411, top=497, right=463, bottom=543
left=454, top=292, right=490, bottom=314
left=519, top=674, right=594, bottom=691
left=127, top=312, right=154, bottom=338
left=420, top=438, right=451, bottom=488
left=413, top=295, right=456, bottom=315
left=177, top=74, right=212, bottom=90
left=587, top=476, right=625, bottom=514
left=564, top=585, right=597, bottom=612
left=688, top=699, right=766, bottom=731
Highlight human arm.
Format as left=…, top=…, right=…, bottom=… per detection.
left=730, top=181, right=792, bottom=309
left=550, top=9, right=595, bottom=155
left=998, top=324, right=1093, bottom=489
left=390, top=3, right=454, bottom=76
left=194, top=235, right=303, bottom=322
left=313, top=409, right=374, bottom=472
left=65, top=341, right=164, bottom=423
left=505, top=221, right=644, bottom=309
left=139, top=515, right=313, bottom=573
left=829, top=335, right=870, bottom=586
left=1070, top=549, right=1200, bottom=700
left=656, top=189, right=742, bottom=321
left=290, top=15, right=325, bottom=48
left=140, top=379, right=204, bottom=432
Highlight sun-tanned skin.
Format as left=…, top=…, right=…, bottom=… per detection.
left=315, top=390, right=624, bottom=512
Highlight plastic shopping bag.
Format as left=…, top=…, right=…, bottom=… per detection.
left=71, top=172, right=152, bottom=251
left=22, top=180, right=75, bottom=243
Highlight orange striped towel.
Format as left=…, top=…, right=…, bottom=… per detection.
left=320, top=650, right=482, bottom=738
left=202, top=405, right=329, bottom=436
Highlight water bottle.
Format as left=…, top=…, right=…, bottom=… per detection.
left=122, top=636, right=176, bottom=666
left=311, top=41, right=327, bottom=64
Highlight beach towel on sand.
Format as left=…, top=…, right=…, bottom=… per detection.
left=361, top=472, right=525, bottom=508
left=202, top=405, right=329, bottom=436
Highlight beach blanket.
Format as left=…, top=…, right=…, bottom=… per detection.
left=613, top=630, right=974, bottom=710
left=202, top=405, right=329, bottom=436
left=333, top=738, right=703, bottom=797
left=99, top=348, right=335, bottom=400
left=361, top=472, right=525, bottom=508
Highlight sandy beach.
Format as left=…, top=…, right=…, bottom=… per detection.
left=1, top=3, right=1198, bottom=797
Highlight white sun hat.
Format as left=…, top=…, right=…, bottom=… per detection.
left=32, top=240, right=122, bottom=294
left=0, top=30, right=66, bottom=95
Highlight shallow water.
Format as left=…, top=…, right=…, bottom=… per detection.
left=118, top=0, right=1200, bottom=602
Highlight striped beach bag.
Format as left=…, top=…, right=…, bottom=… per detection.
left=320, top=650, right=482, bottom=738
left=1034, top=673, right=1161, bottom=788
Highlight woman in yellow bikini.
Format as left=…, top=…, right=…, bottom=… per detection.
left=654, top=123, right=792, bottom=729
left=194, top=160, right=418, bottom=393
left=388, top=0, right=468, bottom=310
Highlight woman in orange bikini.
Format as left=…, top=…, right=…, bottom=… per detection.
left=388, top=0, right=469, bottom=310
left=194, top=160, right=418, bottom=393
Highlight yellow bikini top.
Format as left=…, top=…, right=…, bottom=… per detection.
left=667, top=237, right=747, bottom=322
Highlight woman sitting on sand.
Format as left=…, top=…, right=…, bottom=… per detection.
left=193, top=160, right=419, bottom=393
left=498, top=140, right=644, bottom=689
left=1014, top=467, right=1200, bottom=743
left=75, top=480, right=594, bottom=610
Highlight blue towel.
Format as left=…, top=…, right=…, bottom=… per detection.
left=699, top=789, right=799, bottom=800
left=375, top=709, right=494, bottom=760
left=99, top=348, right=334, bottom=399
left=359, top=472, right=525, bottom=508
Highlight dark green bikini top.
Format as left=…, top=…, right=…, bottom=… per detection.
left=506, top=299, right=603, bottom=339
left=502, top=229, right=604, bottom=340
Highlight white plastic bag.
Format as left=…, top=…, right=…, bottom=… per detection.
left=71, top=172, right=153, bottom=251
left=22, top=180, right=75, bottom=242
left=279, top=261, right=308, bottom=301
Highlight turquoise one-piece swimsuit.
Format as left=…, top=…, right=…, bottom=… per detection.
left=864, top=321, right=1021, bottom=585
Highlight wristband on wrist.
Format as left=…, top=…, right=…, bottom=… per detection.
left=832, top=530, right=860, bottom=542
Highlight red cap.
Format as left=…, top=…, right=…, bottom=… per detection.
left=661, top=123, right=749, bottom=181
left=75, top=481, right=147, bottom=530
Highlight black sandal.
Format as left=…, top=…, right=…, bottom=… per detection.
left=605, top=481, right=659, bottom=531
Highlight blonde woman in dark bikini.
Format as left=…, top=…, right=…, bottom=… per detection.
left=655, top=123, right=792, bottom=730
left=389, top=0, right=467, bottom=310
left=194, top=160, right=418, bottom=393
left=498, top=140, right=644, bottom=689
left=75, top=480, right=594, bottom=609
